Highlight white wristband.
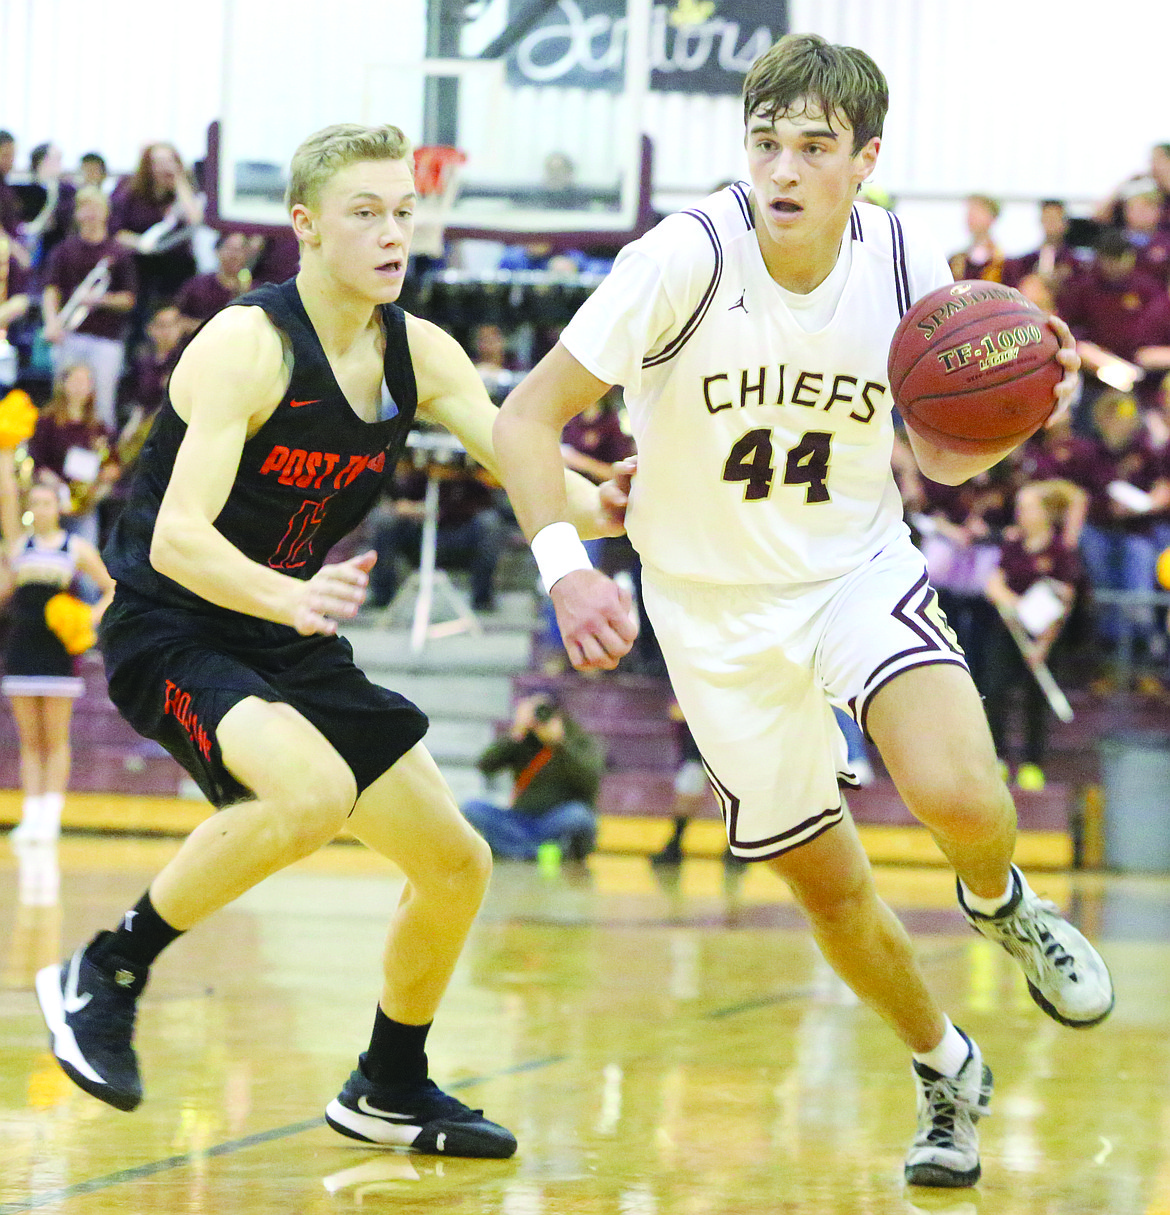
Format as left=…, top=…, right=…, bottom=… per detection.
left=531, top=521, right=592, bottom=594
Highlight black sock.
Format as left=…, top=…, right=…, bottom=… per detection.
left=94, top=891, right=184, bottom=970
left=361, top=1006, right=431, bottom=1087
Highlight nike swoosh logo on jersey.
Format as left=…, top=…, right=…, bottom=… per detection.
left=289, top=398, right=322, bottom=408
left=63, top=951, right=93, bottom=1015
left=357, top=1095, right=422, bottom=1122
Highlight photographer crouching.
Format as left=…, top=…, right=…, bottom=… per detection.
left=461, top=694, right=603, bottom=861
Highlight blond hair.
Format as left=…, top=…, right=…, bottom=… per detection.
left=73, top=185, right=108, bottom=214
left=286, top=123, right=413, bottom=212
left=1020, top=478, right=1084, bottom=527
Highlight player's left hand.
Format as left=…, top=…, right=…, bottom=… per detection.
left=1045, top=314, right=1080, bottom=428
left=595, top=456, right=637, bottom=535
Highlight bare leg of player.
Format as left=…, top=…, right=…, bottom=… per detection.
left=766, top=815, right=946, bottom=1052
left=150, top=698, right=362, bottom=927
left=869, top=662, right=1113, bottom=1032
left=345, top=743, right=492, bottom=1023
left=151, top=710, right=491, bottom=1024
left=768, top=807, right=991, bottom=1188
left=865, top=663, right=1015, bottom=899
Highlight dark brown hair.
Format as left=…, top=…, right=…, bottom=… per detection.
left=742, top=33, right=887, bottom=153
left=128, top=142, right=185, bottom=203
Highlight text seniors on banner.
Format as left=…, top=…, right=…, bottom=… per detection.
left=506, top=0, right=788, bottom=94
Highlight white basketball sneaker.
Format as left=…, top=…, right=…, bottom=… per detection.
left=905, top=1029, right=992, bottom=1188
left=957, top=865, right=1114, bottom=1028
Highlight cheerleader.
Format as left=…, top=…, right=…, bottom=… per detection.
left=3, top=481, right=114, bottom=841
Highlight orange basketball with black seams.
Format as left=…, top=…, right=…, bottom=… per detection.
left=887, top=281, right=1062, bottom=456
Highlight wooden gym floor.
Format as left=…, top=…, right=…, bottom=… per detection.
left=1, top=800, right=1168, bottom=1214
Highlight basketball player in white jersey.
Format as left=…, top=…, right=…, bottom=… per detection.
left=494, top=33, right=1113, bottom=1189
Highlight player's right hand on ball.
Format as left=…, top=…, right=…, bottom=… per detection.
left=292, top=549, right=376, bottom=636
left=551, top=568, right=638, bottom=672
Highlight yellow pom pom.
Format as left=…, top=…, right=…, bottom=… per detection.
left=44, top=592, right=97, bottom=655
left=1158, top=547, right=1170, bottom=592
left=0, top=388, right=37, bottom=449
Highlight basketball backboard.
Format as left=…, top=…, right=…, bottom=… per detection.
left=216, top=0, right=657, bottom=238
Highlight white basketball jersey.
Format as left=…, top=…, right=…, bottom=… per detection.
left=560, top=190, right=953, bottom=585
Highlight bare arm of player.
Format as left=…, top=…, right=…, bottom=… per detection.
left=907, top=315, right=1081, bottom=485
left=406, top=316, right=623, bottom=540
left=152, top=307, right=372, bottom=635
left=494, top=341, right=638, bottom=673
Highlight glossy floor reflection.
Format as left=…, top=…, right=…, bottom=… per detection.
left=2, top=836, right=1168, bottom=1214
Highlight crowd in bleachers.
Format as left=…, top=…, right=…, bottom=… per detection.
left=2, top=128, right=1170, bottom=789
left=896, top=144, right=1170, bottom=781
left=0, top=133, right=304, bottom=549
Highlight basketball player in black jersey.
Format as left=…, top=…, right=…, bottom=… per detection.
left=33, top=123, right=632, bottom=1156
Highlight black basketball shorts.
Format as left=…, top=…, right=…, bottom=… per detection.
left=99, top=589, right=429, bottom=808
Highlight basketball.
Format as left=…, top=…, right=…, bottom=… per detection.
left=887, top=281, right=1063, bottom=455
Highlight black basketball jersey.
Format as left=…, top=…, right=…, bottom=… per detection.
left=104, top=278, right=418, bottom=614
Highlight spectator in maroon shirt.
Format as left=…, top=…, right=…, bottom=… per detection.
left=979, top=481, right=1084, bottom=789
left=917, top=463, right=1019, bottom=685
left=0, top=130, right=30, bottom=271
left=1019, top=415, right=1104, bottom=541
left=1003, top=200, right=1082, bottom=293
left=1057, top=229, right=1170, bottom=411
left=110, top=142, right=203, bottom=323
left=1095, top=142, right=1170, bottom=231
left=174, top=231, right=257, bottom=331
left=104, top=304, right=187, bottom=534
left=1155, top=144, right=1170, bottom=229
left=42, top=187, right=137, bottom=429
left=78, top=152, right=109, bottom=194
left=123, top=303, right=184, bottom=416
left=247, top=226, right=299, bottom=285
left=22, top=143, right=76, bottom=268
left=0, top=243, right=31, bottom=335
left=1079, top=390, right=1170, bottom=652
left=27, top=362, right=117, bottom=543
left=560, top=391, right=634, bottom=486
left=948, top=194, right=1007, bottom=282
left=1121, top=179, right=1170, bottom=285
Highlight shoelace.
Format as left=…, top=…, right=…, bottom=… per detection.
left=997, top=898, right=1079, bottom=981
left=918, top=1075, right=986, bottom=1147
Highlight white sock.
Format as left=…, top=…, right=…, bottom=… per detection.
left=960, top=866, right=1022, bottom=917
left=914, top=1018, right=970, bottom=1078
left=38, top=793, right=64, bottom=839
left=18, top=843, right=60, bottom=905
left=13, top=795, right=43, bottom=836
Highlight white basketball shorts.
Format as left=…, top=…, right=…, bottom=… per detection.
left=640, top=534, right=967, bottom=861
